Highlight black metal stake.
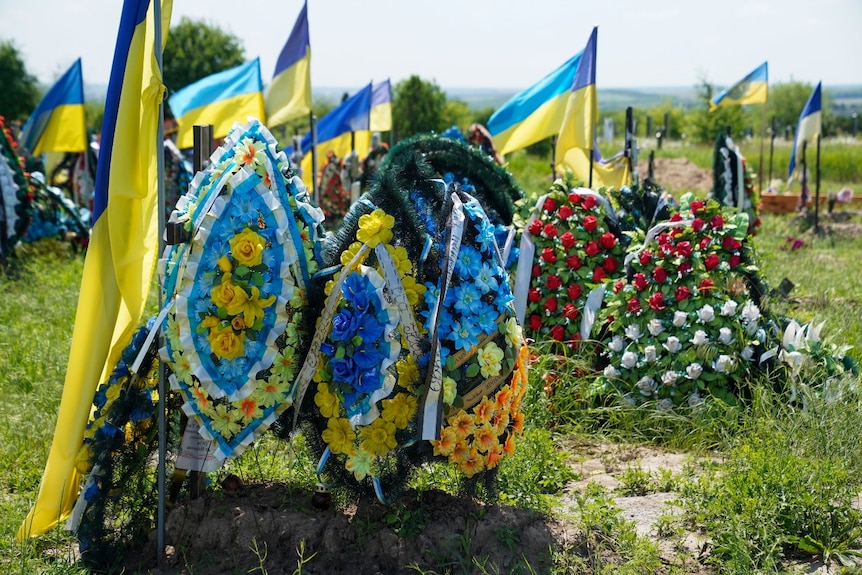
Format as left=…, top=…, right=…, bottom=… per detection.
left=815, top=134, right=821, bottom=231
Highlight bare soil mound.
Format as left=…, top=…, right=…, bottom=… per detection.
left=637, top=157, right=713, bottom=194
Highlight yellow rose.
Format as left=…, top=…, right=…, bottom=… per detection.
left=210, top=275, right=249, bottom=314
left=229, top=228, right=265, bottom=267
left=207, top=324, right=245, bottom=360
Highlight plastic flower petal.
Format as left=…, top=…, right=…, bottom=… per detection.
left=477, top=342, right=505, bottom=378
left=357, top=209, right=395, bottom=248
left=322, top=417, right=356, bottom=455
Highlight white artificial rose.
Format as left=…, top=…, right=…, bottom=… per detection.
left=721, top=300, right=738, bottom=317
left=741, top=301, right=761, bottom=324
left=741, top=346, right=755, bottom=361
left=603, top=365, right=620, bottom=378
left=690, top=330, right=709, bottom=346
left=697, top=305, right=715, bottom=323
left=714, top=354, right=734, bottom=373
left=656, top=398, right=674, bottom=411
left=625, top=324, right=643, bottom=341
left=636, top=376, right=657, bottom=396
left=648, top=318, right=664, bottom=336
left=621, top=351, right=638, bottom=369
left=663, top=336, right=682, bottom=353
left=644, top=345, right=658, bottom=362
left=662, top=371, right=679, bottom=386
left=609, top=335, right=625, bottom=352
left=688, top=393, right=705, bottom=408
left=719, top=327, right=734, bottom=345
left=686, top=362, right=703, bottom=379
left=672, top=310, right=688, bottom=327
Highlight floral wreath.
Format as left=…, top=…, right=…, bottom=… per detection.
left=0, top=115, right=34, bottom=255
left=160, top=119, right=323, bottom=463
left=318, top=150, right=349, bottom=220
left=596, top=193, right=766, bottom=408
left=515, top=179, right=625, bottom=348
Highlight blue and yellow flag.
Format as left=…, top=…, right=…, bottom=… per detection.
left=168, top=58, right=264, bottom=148
left=710, top=62, right=768, bottom=111
left=788, top=81, right=822, bottom=180
left=265, top=1, right=312, bottom=127
left=355, top=79, right=392, bottom=155
left=487, top=51, right=583, bottom=156
left=18, top=0, right=172, bottom=540
left=19, top=58, right=87, bottom=156
left=299, top=82, right=372, bottom=187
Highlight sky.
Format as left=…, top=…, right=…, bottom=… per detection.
left=2, top=0, right=861, bottom=96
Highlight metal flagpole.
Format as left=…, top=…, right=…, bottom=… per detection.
left=768, top=116, right=777, bottom=186
left=814, top=134, right=821, bottom=231
left=154, top=0, right=167, bottom=565
left=758, top=102, right=767, bottom=195
left=310, top=111, right=319, bottom=206
left=550, top=135, right=556, bottom=181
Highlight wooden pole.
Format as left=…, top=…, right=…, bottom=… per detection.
left=815, top=134, right=821, bottom=230
left=799, top=140, right=807, bottom=211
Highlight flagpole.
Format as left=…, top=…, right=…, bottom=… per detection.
left=588, top=147, right=594, bottom=188
left=310, top=111, right=318, bottom=205
left=550, top=135, right=556, bottom=181
left=153, top=0, right=167, bottom=566
left=758, top=102, right=767, bottom=195
left=814, top=133, right=821, bottom=231
left=768, top=116, right=776, bottom=187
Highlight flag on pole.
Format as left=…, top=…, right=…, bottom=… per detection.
left=709, top=62, right=768, bottom=111
left=788, top=81, right=822, bottom=180
left=355, top=79, right=392, bottom=155
left=19, top=58, right=87, bottom=156
left=168, top=58, right=265, bottom=148
left=265, top=1, right=312, bottom=127
left=487, top=51, right=583, bottom=156
left=18, top=0, right=172, bottom=540
left=299, top=82, right=372, bottom=187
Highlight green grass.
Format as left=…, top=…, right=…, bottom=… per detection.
left=2, top=147, right=862, bottom=574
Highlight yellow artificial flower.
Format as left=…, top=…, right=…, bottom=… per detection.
left=211, top=275, right=248, bottom=314
left=503, top=433, right=516, bottom=456
left=271, top=346, right=297, bottom=381
left=504, top=317, right=523, bottom=349
left=385, top=244, right=412, bottom=276
left=236, top=396, right=263, bottom=423
left=235, top=136, right=267, bottom=168
left=400, top=275, right=426, bottom=307
left=322, top=417, right=356, bottom=455
left=237, top=286, right=276, bottom=327
left=207, top=324, right=246, bottom=360
left=171, top=350, right=193, bottom=385
left=449, top=412, right=476, bottom=440
left=442, top=376, right=457, bottom=406
left=211, top=403, right=242, bottom=438
left=75, top=445, right=93, bottom=474
left=217, top=255, right=233, bottom=273
left=381, top=393, right=418, bottom=429
left=340, top=241, right=368, bottom=267
left=231, top=316, right=245, bottom=331
left=190, top=384, right=212, bottom=413
left=314, top=382, right=341, bottom=419
left=356, top=209, right=394, bottom=248
left=474, top=397, right=495, bottom=426
left=432, top=425, right=458, bottom=457
left=473, top=424, right=498, bottom=453
left=396, top=357, right=420, bottom=391
left=458, top=447, right=486, bottom=478
left=477, top=341, right=505, bottom=378
left=359, top=418, right=397, bottom=456
left=346, top=449, right=374, bottom=481
left=253, top=379, right=287, bottom=408
left=323, top=278, right=335, bottom=297
left=485, top=443, right=504, bottom=470
left=229, top=227, right=266, bottom=267
left=105, top=381, right=122, bottom=403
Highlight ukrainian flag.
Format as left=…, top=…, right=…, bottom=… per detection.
left=265, top=1, right=312, bottom=127
left=19, top=58, right=87, bottom=156
left=299, top=82, right=372, bottom=187
left=168, top=58, right=265, bottom=149
left=18, top=0, right=172, bottom=540
left=487, top=50, right=583, bottom=156
left=354, top=79, right=392, bottom=155
left=710, top=62, right=768, bottom=111
left=788, top=81, right=821, bottom=180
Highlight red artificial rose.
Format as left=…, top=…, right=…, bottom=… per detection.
left=603, top=256, right=619, bottom=273
left=690, top=200, right=704, bottom=214
left=546, top=274, right=562, bottom=290
left=567, top=283, right=582, bottom=300
left=583, top=214, right=598, bottom=232
left=722, top=236, right=741, bottom=251
left=545, top=298, right=558, bottom=313
left=692, top=218, right=705, bottom=232
left=699, top=237, right=712, bottom=250
left=568, top=192, right=582, bottom=204
left=541, top=247, right=557, bottom=264
left=678, top=261, right=692, bottom=275
left=648, top=292, right=667, bottom=311
left=560, top=231, right=576, bottom=249
left=592, top=267, right=607, bottom=282
left=532, top=264, right=542, bottom=277
left=558, top=205, right=573, bottom=220
left=599, top=232, right=617, bottom=250
left=528, top=288, right=542, bottom=302
left=670, top=213, right=683, bottom=222
left=582, top=195, right=597, bottom=210
left=639, top=251, right=653, bottom=266
left=653, top=267, right=668, bottom=283
left=613, top=280, right=624, bottom=294
left=627, top=297, right=642, bottom=313
left=563, top=303, right=579, bottom=320
left=585, top=241, right=600, bottom=257
left=698, top=278, right=715, bottom=294
left=710, top=215, right=724, bottom=229
left=543, top=197, right=557, bottom=213
left=529, top=314, right=542, bottom=331
left=729, top=254, right=740, bottom=268
left=528, top=219, right=543, bottom=235
left=543, top=223, right=558, bottom=238
left=566, top=254, right=582, bottom=270
left=550, top=325, right=565, bottom=341
left=633, top=273, right=648, bottom=291
left=676, top=241, right=693, bottom=257
left=675, top=286, right=691, bottom=301
left=704, top=253, right=720, bottom=270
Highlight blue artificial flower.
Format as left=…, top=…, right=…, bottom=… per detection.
left=93, top=386, right=108, bottom=409
left=494, top=288, right=516, bottom=313
left=95, top=421, right=123, bottom=442
left=357, top=313, right=385, bottom=344
left=320, top=342, right=336, bottom=357
left=455, top=245, right=482, bottom=280
left=354, top=366, right=383, bottom=394
left=353, top=343, right=384, bottom=370
left=476, top=221, right=498, bottom=254
left=331, top=308, right=361, bottom=342
left=342, top=272, right=375, bottom=313
left=450, top=319, right=480, bottom=351
left=453, top=283, right=483, bottom=316
left=474, top=262, right=500, bottom=294
left=443, top=172, right=456, bottom=186
left=330, top=355, right=358, bottom=387
left=462, top=198, right=485, bottom=219
left=476, top=301, right=500, bottom=336
left=83, top=479, right=101, bottom=503
left=218, top=355, right=250, bottom=381
left=129, top=404, right=154, bottom=424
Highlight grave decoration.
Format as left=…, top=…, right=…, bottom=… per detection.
left=710, top=129, right=760, bottom=236
left=0, top=116, right=34, bottom=260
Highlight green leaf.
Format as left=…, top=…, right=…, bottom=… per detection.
left=251, top=272, right=264, bottom=287
left=465, top=362, right=480, bottom=378
left=235, top=265, right=250, bottom=277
